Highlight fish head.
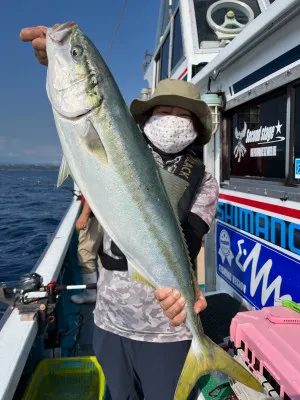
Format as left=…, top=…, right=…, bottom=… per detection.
left=46, top=22, right=103, bottom=119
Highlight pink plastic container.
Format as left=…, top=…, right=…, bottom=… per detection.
left=230, top=306, right=300, bottom=399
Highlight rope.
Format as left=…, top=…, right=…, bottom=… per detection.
left=105, top=0, right=129, bottom=63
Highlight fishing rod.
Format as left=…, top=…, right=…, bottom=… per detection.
left=0, top=272, right=96, bottom=304
left=0, top=272, right=96, bottom=334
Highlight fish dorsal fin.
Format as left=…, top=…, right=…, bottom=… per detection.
left=57, top=156, right=70, bottom=187
left=80, top=120, right=108, bottom=165
left=158, top=168, right=189, bottom=218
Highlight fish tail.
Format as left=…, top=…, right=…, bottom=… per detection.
left=174, top=336, right=263, bottom=400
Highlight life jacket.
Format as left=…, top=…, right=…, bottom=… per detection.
left=99, top=150, right=206, bottom=271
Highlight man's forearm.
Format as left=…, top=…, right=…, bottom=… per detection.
left=81, top=201, right=92, bottom=217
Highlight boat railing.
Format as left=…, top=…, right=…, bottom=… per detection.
left=0, top=194, right=81, bottom=400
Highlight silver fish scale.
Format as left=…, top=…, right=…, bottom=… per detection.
left=94, top=150, right=219, bottom=342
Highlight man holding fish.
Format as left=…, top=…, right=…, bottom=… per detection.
left=20, top=23, right=262, bottom=400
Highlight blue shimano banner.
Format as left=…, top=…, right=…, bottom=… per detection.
left=295, top=158, right=300, bottom=179
left=216, top=221, right=300, bottom=309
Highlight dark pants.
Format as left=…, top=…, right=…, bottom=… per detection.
left=93, top=325, right=197, bottom=400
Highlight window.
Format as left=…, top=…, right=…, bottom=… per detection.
left=160, top=33, right=170, bottom=81
left=293, top=86, right=300, bottom=180
left=155, top=53, right=161, bottom=86
left=162, top=0, right=170, bottom=35
left=171, top=11, right=183, bottom=70
left=155, top=6, right=183, bottom=86
left=193, top=0, right=261, bottom=47
left=221, top=83, right=300, bottom=197
left=172, top=0, right=179, bottom=12
left=193, top=0, right=219, bottom=44
left=155, top=0, right=171, bottom=48
left=230, top=89, right=287, bottom=180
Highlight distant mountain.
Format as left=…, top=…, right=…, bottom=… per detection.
left=0, top=164, right=59, bottom=171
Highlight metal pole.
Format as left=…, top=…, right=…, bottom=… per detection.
left=201, top=93, right=223, bottom=292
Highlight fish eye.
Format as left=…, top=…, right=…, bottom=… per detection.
left=71, top=45, right=83, bottom=60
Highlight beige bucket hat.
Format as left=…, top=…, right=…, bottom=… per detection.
left=130, top=79, right=212, bottom=145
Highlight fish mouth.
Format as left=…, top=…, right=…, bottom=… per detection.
left=53, top=104, right=101, bottom=122
left=53, top=76, right=88, bottom=93
left=48, top=21, right=77, bottom=44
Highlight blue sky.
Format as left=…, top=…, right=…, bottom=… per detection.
left=0, top=0, right=160, bottom=164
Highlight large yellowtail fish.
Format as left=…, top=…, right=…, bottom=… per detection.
left=45, top=22, right=263, bottom=399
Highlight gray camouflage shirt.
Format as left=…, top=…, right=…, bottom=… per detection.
left=94, top=148, right=219, bottom=342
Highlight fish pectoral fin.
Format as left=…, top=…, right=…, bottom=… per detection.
left=159, top=168, right=192, bottom=261
left=174, top=336, right=263, bottom=400
left=57, top=156, right=70, bottom=187
left=158, top=168, right=188, bottom=218
left=132, top=270, right=155, bottom=289
left=127, top=261, right=155, bottom=289
left=80, top=120, right=108, bottom=164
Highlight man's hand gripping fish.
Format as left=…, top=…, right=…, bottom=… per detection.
left=45, top=22, right=263, bottom=400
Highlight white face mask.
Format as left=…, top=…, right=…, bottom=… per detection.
left=144, top=115, right=198, bottom=154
